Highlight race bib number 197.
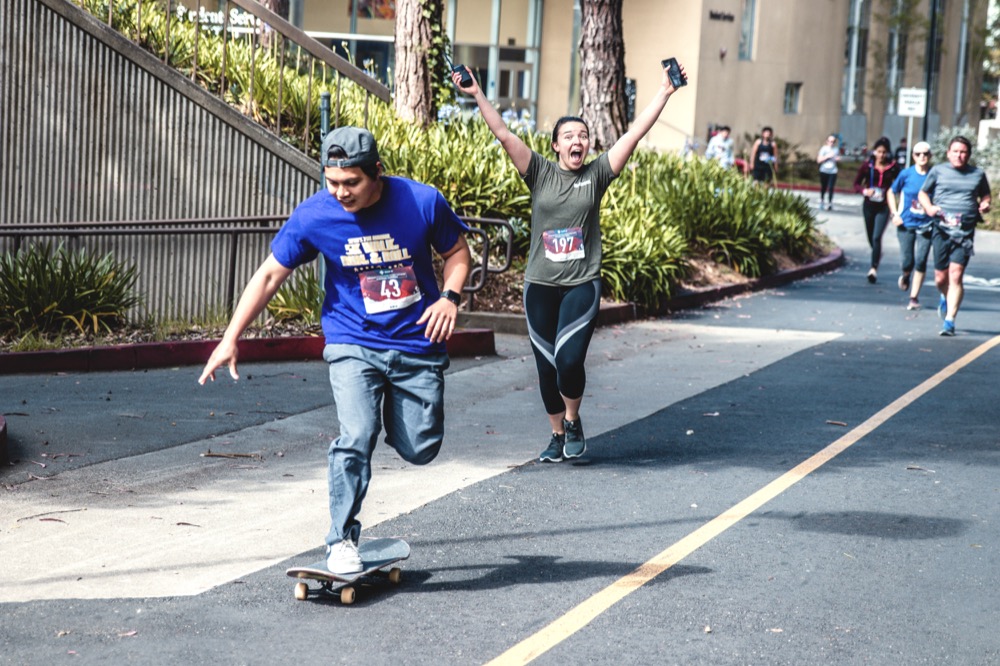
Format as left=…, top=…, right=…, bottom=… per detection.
left=359, top=266, right=421, bottom=314
left=542, top=227, right=585, bottom=262
left=941, top=212, right=963, bottom=228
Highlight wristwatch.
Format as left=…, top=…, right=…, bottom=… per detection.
left=439, top=289, right=461, bottom=306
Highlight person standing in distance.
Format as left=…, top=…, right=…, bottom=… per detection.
left=705, top=126, right=735, bottom=169
left=917, top=136, right=992, bottom=336
left=887, top=140, right=934, bottom=310
left=894, top=137, right=908, bottom=167
left=198, top=127, right=471, bottom=573
left=451, top=60, right=687, bottom=462
left=816, top=134, right=841, bottom=211
left=749, top=127, right=779, bottom=186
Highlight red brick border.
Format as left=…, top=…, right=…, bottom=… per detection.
left=0, top=329, right=496, bottom=375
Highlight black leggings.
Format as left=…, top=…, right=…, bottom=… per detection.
left=819, top=172, right=837, bottom=202
left=863, top=200, right=891, bottom=270
left=523, top=279, right=601, bottom=415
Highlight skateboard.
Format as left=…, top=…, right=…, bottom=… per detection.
left=285, top=537, right=410, bottom=604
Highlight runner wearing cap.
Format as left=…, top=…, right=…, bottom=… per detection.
left=918, top=136, right=992, bottom=336
left=198, top=126, right=471, bottom=573
left=887, top=140, right=934, bottom=310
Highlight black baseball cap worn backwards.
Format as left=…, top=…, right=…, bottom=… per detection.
left=321, top=126, right=380, bottom=168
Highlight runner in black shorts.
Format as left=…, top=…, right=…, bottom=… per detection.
left=918, top=136, right=992, bottom=336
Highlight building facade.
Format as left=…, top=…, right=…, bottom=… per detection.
left=291, top=0, right=989, bottom=158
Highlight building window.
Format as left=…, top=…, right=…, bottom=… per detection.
left=738, top=0, right=756, bottom=60
left=450, top=0, right=542, bottom=116
left=842, top=0, right=870, bottom=114
left=784, top=83, right=802, bottom=114
left=885, top=0, right=908, bottom=114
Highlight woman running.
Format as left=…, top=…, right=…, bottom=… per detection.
left=854, top=136, right=902, bottom=283
left=453, top=60, right=686, bottom=462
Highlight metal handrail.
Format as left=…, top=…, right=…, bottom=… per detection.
left=87, top=0, right=392, bottom=149
left=461, top=217, right=515, bottom=293
left=224, top=0, right=390, bottom=104
left=1, top=215, right=515, bottom=314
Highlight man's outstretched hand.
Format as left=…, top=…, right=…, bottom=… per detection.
left=198, top=340, right=240, bottom=384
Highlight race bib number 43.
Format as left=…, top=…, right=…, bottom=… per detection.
left=359, top=266, right=421, bottom=314
left=542, top=227, right=585, bottom=262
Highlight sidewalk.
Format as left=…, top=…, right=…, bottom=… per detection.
left=0, top=323, right=846, bottom=602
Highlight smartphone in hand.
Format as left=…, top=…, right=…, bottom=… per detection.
left=661, top=58, right=687, bottom=88
left=451, top=64, right=473, bottom=87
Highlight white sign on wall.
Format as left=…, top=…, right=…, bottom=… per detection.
left=898, top=88, right=927, bottom=118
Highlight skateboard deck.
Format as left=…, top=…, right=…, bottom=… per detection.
left=285, top=537, right=410, bottom=603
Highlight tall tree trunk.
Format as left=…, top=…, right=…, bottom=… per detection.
left=394, top=0, right=444, bottom=126
left=579, top=0, right=627, bottom=151
left=256, top=0, right=288, bottom=49
left=257, top=0, right=288, bottom=20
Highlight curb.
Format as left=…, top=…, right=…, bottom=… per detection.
left=458, top=302, right=636, bottom=336
left=460, top=247, right=845, bottom=333
left=0, top=328, right=496, bottom=376
left=776, top=182, right=856, bottom=195
left=0, top=249, right=841, bottom=376
left=656, top=247, right=845, bottom=313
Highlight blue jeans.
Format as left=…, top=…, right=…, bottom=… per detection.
left=323, top=343, right=448, bottom=546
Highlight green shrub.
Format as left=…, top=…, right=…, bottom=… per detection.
left=931, top=124, right=1000, bottom=170
left=600, top=175, right=688, bottom=308
left=0, top=244, right=140, bottom=337
left=71, top=0, right=823, bottom=310
left=75, top=0, right=383, bottom=156
left=267, top=271, right=322, bottom=325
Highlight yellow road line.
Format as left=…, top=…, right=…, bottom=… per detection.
left=487, top=334, right=1000, bottom=665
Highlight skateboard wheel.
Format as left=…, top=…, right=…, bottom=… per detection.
left=294, top=582, right=309, bottom=601
left=340, top=587, right=356, bottom=604
left=388, top=567, right=402, bottom=584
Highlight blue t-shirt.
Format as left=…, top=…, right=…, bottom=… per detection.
left=270, top=176, right=469, bottom=354
left=890, top=167, right=931, bottom=230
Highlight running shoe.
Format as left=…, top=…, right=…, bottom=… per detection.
left=867, top=268, right=877, bottom=284
left=563, top=418, right=587, bottom=459
left=937, top=294, right=947, bottom=319
left=539, top=432, right=565, bottom=463
left=898, top=274, right=909, bottom=291
left=939, top=320, right=956, bottom=337
left=906, top=298, right=920, bottom=311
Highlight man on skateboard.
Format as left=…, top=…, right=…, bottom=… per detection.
left=199, top=126, right=471, bottom=574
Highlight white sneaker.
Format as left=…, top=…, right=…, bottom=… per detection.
left=326, top=538, right=363, bottom=574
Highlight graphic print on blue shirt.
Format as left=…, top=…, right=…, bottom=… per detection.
left=270, top=176, right=468, bottom=354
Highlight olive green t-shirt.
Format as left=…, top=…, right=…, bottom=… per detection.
left=522, top=151, right=617, bottom=286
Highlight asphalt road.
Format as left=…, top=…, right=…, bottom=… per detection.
left=2, top=192, right=999, bottom=665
